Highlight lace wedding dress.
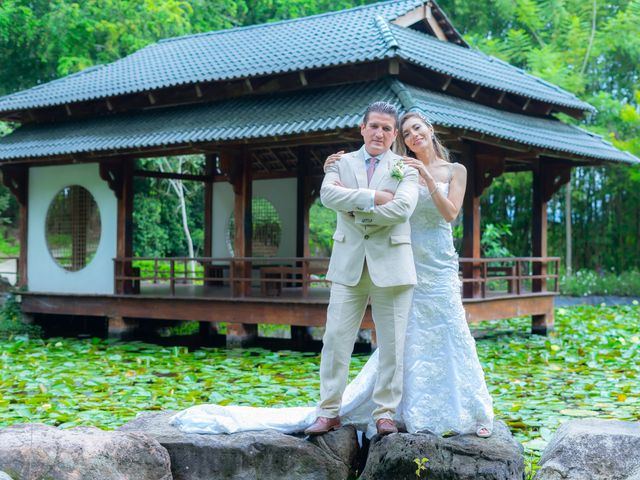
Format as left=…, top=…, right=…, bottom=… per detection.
left=171, top=180, right=494, bottom=437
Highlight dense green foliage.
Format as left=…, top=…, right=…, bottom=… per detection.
left=0, top=305, right=638, bottom=473
left=133, top=156, right=205, bottom=257
left=437, top=0, right=640, bottom=272
left=0, top=0, right=377, bottom=96
left=0, top=294, right=41, bottom=338
left=0, top=0, right=638, bottom=272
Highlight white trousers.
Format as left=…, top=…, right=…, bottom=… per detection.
left=318, top=264, right=414, bottom=420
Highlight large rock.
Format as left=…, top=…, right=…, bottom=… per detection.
left=360, top=420, right=523, bottom=480
left=0, top=423, right=172, bottom=480
left=534, top=419, right=640, bottom=480
left=119, top=411, right=359, bottom=480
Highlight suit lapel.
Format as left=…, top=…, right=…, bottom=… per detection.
left=369, top=150, right=396, bottom=190
left=352, top=146, right=368, bottom=189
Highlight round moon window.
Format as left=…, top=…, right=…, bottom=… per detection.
left=45, top=185, right=101, bottom=271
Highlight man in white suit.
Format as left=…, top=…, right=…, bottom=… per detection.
left=305, top=102, right=419, bottom=436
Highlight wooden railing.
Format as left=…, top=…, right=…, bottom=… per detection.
left=114, top=256, right=560, bottom=300
left=113, top=256, right=331, bottom=297
left=459, top=256, right=560, bottom=299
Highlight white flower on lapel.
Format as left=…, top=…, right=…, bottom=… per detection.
left=390, top=159, right=405, bottom=181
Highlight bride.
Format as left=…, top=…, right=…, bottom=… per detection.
left=171, top=112, right=494, bottom=438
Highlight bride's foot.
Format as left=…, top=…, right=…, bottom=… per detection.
left=476, top=426, right=492, bottom=438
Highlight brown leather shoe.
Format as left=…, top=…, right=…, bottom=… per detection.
left=376, top=418, right=398, bottom=436
left=304, top=416, right=341, bottom=435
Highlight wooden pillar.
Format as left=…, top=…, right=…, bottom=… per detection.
left=292, top=147, right=313, bottom=346
left=530, top=161, right=571, bottom=335
left=204, top=155, right=214, bottom=258
left=1, top=166, right=29, bottom=288
left=225, top=148, right=257, bottom=346
left=460, top=143, right=481, bottom=298
left=531, top=162, right=551, bottom=334
left=232, top=149, right=253, bottom=297
left=295, top=147, right=310, bottom=258
left=532, top=163, right=548, bottom=292
left=116, top=160, right=134, bottom=293
left=203, top=155, right=214, bottom=286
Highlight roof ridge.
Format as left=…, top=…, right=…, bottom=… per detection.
left=157, top=0, right=423, bottom=45
left=388, top=78, right=414, bottom=111
left=374, top=16, right=400, bottom=52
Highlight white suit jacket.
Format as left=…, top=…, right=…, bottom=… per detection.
left=320, top=146, right=419, bottom=287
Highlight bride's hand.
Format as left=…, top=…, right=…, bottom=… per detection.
left=324, top=151, right=345, bottom=172
left=402, top=156, right=431, bottom=181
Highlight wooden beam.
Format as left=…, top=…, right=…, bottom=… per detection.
left=147, top=93, right=156, bottom=105
left=441, top=77, right=452, bottom=91
left=99, top=160, right=124, bottom=197
left=133, top=169, right=209, bottom=182
left=541, top=161, right=572, bottom=202
left=391, top=4, right=426, bottom=27
left=471, top=85, right=481, bottom=99
left=298, top=71, right=308, bottom=87
left=388, top=59, right=400, bottom=75
left=195, top=84, right=203, bottom=98
left=476, top=154, right=506, bottom=194
left=425, top=3, right=447, bottom=41
left=464, top=294, right=555, bottom=324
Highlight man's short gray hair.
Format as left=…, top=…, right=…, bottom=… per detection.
left=362, top=101, right=399, bottom=129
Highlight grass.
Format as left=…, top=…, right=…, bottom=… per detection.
left=0, top=304, right=638, bottom=478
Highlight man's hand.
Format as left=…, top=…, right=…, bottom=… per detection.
left=375, top=190, right=394, bottom=205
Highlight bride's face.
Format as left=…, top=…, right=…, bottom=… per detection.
left=401, top=117, right=434, bottom=155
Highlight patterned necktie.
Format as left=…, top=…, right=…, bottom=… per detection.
left=367, top=157, right=378, bottom=185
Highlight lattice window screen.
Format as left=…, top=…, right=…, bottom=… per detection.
left=227, top=198, right=282, bottom=257
left=45, top=185, right=101, bottom=271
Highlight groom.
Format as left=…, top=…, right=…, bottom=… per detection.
left=305, top=102, right=419, bottom=436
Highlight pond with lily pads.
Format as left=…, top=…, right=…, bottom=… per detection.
left=0, top=304, right=638, bottom=472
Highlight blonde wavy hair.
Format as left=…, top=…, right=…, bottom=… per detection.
left=396, top=111, right=450, bottom=163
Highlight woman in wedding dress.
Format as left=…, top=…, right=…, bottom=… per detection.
left=171, top=112, right=494, bottom=438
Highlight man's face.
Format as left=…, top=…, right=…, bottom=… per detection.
left=360, top=112, right=398, bottom=156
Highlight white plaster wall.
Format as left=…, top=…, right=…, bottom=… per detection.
left=28, top=163, right=117, bottom=294
left=211, top=178, right=297, bottom=257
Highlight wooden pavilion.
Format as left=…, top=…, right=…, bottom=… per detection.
left=0, top=0, right=636, bottom=345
